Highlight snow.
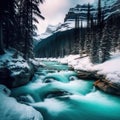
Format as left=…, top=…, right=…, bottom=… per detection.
left=0, top=49, right=30, bottom=70
left=40, top=23, right=63, bottom=39
left=0, top=50, right=13, bottom=67
left=93, top=0, right=117, bottom=8
left=29, top=58, right=46, bottom=67
left=8, top=60, right=30, bottom=69
left=56, top=52, right=120, bottom=84
left=0, top=85, right=43, bottom=120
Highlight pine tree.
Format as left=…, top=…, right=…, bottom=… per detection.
left=18, top=0, right=44, bottom=59
left=90, top=0, right=103, bottom=63
left=0, top=0, right=7, bottom=54
left=73, top=15, right=80, bottom=54
left=111, top=25, right=119, bottom=52
left=79, top=20, right=83, bottom=57
left=97, top=0, right=102, bottom=28
left=87, top=3, right=91, bottom=29
left=0, top=0, right=16, bottom=54
left=85, top=3, right=91, bottom=55
left=0, top=19, right=4, bottom=54
left=100, top=24, right=112, bottom=63
left=90, top=15, right=100, bottom=64
left=91, top=34, right=100, bottom=63
left=117, top=30, right=120, bottom=51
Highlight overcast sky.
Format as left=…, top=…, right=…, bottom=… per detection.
left=37, top=0, right=95, bottom=34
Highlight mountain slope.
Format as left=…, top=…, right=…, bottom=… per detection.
left=39, top=0, right=119, bottom=41
left=64, top=0, right=118, bottom=21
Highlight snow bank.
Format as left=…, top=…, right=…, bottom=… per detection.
left=94, top=52, right=120, bottom=83
left=0, top=84, right=43, bottom=120
left=57, top=52, right=120, bottom=84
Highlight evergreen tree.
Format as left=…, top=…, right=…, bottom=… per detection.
left=79, top=20, right=83, bottom=57
left=0, top=0, right=44, bottom=59
left=97, top=0, right=102, bottom=27
left=91, top=33, right=100, bottom=63
left=85, top=3, right=91, bottom=55
left=111, top=25, right=119, bottom=52
left=117, top=30, right=120, bottom=51
left=87, top=3, right=91, bottom=28
left=90, top=15, right=100, bottom=64
left=90, top=0, right=103, bottom=63
left=0, top=0, right=16, bottom=54
left=100, top=24, right=112, bottom=63
left=72, top=15, right=80, bottom=54
left=0, top=19, right=4, bottom=54
left=17, top=0, right=44, bottom=59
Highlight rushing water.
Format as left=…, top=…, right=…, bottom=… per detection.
left=12, top=61, right=120, bottom=120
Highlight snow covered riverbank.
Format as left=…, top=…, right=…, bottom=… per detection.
left=0, top=85, right=43, bottom=120
left=60, top=53, right=120, bottom=84
left=43, top=52, right=120, bottom=85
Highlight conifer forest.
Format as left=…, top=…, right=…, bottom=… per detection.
left=0, top=0, right=120, bottom=120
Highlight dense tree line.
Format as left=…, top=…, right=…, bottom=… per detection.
left=84, top=0, right=120, bottom=63
left=36, top=0, right=120, bottom=64
left=0, top=0, right=44, bottom=59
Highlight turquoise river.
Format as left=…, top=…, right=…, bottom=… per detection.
left=12, top=61, right=120, bottom=120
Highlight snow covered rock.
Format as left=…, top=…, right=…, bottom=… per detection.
left=0, top=86, right=43, bottom=120
left=0, top=49, right=42, bottom=88
left=57, top=52, right=120, bottom=95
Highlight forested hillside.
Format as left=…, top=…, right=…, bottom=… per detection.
left=35, top=0, right=120, bottom=64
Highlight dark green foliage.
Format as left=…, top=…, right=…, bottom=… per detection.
left=100, top=24, right=112, bottom=62
left=0, top=0, right=16, bottom=54
left=0, top=0, right=44, bottom=59
left=35, top=28, right=86, bottom=58
left=111, top=26, right=119, bottom=52
left=87, top=3, right=91, bottom=29
left=90, top=33, right=100, bottom=64
left=97, top=0, right=102, bottom=27
left=85, top=3, right=92, bottom=56
left=35, top=0, right=120, bottom=65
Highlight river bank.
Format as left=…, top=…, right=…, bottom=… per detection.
left=0, top=58, right=120, bottom=120
left=11, top=60, right=120, bottom=120
left=43, top=52, right=120, bottom=95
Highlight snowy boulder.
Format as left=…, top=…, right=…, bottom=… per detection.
left=7, top=59, right=32, bottom=88
left=0, top=90, right=43, bottom=120
left=0, top=50, right=40, bottom=88
left=0, top=64, right=32, bottom=88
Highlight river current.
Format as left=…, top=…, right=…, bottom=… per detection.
left=12, top=61, right=120, bottom=120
